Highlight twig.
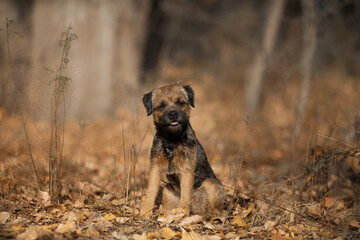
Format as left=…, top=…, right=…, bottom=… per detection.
left=310, top=135, right=317, bottom=202
left=317, top=134, right=356, bottom=150
left=323, top=152, right=334, bottom=215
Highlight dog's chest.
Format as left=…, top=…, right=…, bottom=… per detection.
left=163, top=146, right=185, bottom=174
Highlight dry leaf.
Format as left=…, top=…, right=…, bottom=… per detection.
left=37, top=191, right=51, bottom=206
left=180, top=215, right=202, bottom=226
left=306, top=204, right=321, bottom=217
left=231, top=215, right=246, bottom=227
left=157, top=211, right=185, bottom=225
left=16, top=227, right=38, bottom=240
left=204, top=222, right=215, bottom=230
left=96, top=217, right=113, bottom=231
left=67, top=211, right=78, bottom=221
left=335, top=200, right=345, bottom=211
left=85, top=225, right=99, bottom=237
left=0, top=212, right=10, bottom=224
left=55, top=220, right=76, bottom=234
left=324, top=197, right=336, bottom=208
left=132, top=233, right=147, bottom=240
left=264, top=220, right=277, bottom=230
left=350, top=221, right=360, bottom=228
left=161, top=227, right=176, bottom=239
left=112, top=231, right=128, bottom=240
left=147, top=231, right=159, bottom=239
left=104, top=213, right=116, bottom=221
left=116, top=217, right=129, bottom=224
left=181, top=227, right=201, bottom=240
left=249, top=226, right=264, bottom=234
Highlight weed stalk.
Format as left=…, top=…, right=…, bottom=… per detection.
left=48, top=25, right=77, bottom=203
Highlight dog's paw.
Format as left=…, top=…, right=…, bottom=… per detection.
left=169, top=207, right=189, bottom=216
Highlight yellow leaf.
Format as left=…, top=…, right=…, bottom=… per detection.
left=104, top=213, right=116, bottom=221
left=324, top=197, right=335, bottom=208
left=181, top=228, right=191, bottom=240
left=147, top=232, right=159, bottom=239
left=11, top=225, right=24, bottom=232
left=55, top=220, right=76, bottom=234
left=161, top=227, right=176, bottom=239
left=350, top=221, right=360, bottom=228
left=231, top=215, right=246, bottom=227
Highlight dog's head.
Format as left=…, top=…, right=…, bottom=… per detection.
left=142, top=84, right=195, bottom=135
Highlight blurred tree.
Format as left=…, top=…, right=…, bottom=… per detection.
left=28, top=0, right=149, bottom=119
left=294, top=0, right=317, bottom=136
left=244, top=0, right=285, bottom=117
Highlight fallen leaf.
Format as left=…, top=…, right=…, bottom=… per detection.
left=207, top=236, right=222, bottom=240
left=324, top=197, right=336, bottom=208
left=11, top=225, right=24, bottom=232
left=96, top=217, right=113, bottom=231
left=306, top=204, right=321, bottom=217
left=16, top=227, right=38, bottom=240
left=0, top=212, right=10, bottom=224
left=147, top=231, right=159, bottom=239
left=85, top=225, right=99, bottom=237
left=180, top=215, right=202, bottom=226
left=112, top=231, right=128, bottom=240
left=204, top=222, right=215, bottom=230
left=37, top=191, right=51, bottom=206
left=249, top=226, right=264, bottom=234
left=157, top=211, right=185, bottom=225
left=264, top=220, right=277, bottom=230
left=335, top=200, right=345, bottom=211
left=104, top=213, right=116, bottom=221
left=350, top=221, right=360, bottom=228
left=181, top=227, right=201, bottom=240
left=161, top=227, right=176, bottom=239
left=55, top=220, right=76, bottom=234
left=116, top=217, right=129, bottom=224
left=231, top=215, right=246, bottom=227
left=67, top=211, right=78, bottom=221
left=132, top=233, right=147, bottom=240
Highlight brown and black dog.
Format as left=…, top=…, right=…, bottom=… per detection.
left=140, top=83, right=227, bottom=217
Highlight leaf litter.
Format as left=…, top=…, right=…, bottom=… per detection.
left=0, top=82, right=360, bottom=239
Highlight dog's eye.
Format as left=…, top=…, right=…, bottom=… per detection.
left=176, top=99, right=186, bottom=106
left=156, top=102, right=166, bottom=110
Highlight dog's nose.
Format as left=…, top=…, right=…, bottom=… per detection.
left=168, top=110, right=179, bottom=119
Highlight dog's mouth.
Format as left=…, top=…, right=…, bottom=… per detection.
left=169, top=121, right=179, bottom=127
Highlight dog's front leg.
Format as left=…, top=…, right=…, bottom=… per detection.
left=141, top=164, right=161, bottom=218
left=178, top=167, right=194, bottom=215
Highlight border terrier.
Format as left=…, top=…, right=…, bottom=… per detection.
left=140, top=83, right=227, bottom=217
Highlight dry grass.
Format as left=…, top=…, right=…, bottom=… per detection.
left=1, top=68, right=360, bottom=238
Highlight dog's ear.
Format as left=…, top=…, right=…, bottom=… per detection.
left=142, top=91, right=153, bottom=116
left=183, top=85, right=195, bottom=107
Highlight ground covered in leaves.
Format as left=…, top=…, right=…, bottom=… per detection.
left=1, top=78, right=360, bottom=239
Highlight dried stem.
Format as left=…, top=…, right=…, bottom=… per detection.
left=48, top=25, right=77, bottom=203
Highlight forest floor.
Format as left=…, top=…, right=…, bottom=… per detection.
left=1, top=77, right=360, bottom=239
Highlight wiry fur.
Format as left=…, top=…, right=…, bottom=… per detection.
left=140, top=83, right=227, bottom=217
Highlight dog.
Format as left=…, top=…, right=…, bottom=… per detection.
left=140, top=83, right=227, bottom=217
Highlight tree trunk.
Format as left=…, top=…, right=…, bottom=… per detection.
left=244, top=0, right=285, bottom=117
left=29, top=0, right=149, bottom=119
left=294, top=0, right=317, bottom=136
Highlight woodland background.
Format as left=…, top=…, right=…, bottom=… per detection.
left=0, top=0, right=360, bottom=239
